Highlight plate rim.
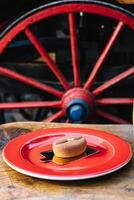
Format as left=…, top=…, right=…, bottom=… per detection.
left=2, top=152, right=132, bottom=181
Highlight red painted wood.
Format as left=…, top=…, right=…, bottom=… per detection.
left=96, top=98, right=133, bottom=105
left=44, top=110, right=64, bottom=122
left=93, top=67, right=134, bottom=96
left=1, top=3, right=134, bottom=54
left=0, top=67, right=63, bottom=98
left=0, top=101, right=61, bottom=110
left=25, top=28, right=70, bottom=91
left=84, top=21, right=124, bottom=90
left=68, top=13, right=80, bottom=87
left=96, top=110, right=129, bottom=124
left=62, top=88, right=95, bottom=116
left=66, top=119, right=71, bottom=123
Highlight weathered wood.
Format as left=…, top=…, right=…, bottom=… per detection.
left=116, top=0, right=134, bottom=3
left=0, top=122, right=134, bottom=200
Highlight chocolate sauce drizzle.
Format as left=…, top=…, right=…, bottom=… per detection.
left=40, top=147, right=99, bottom=165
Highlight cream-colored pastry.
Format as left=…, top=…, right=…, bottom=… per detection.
left=52, top=135, right=87, bottom=158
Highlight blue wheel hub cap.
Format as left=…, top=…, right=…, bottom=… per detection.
left=67, top=99, right=89, bottom=123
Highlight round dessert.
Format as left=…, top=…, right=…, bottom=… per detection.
left=52, top=135, right=87, bottom=158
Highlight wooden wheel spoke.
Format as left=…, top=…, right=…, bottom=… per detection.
left=84, top=21, right=124, bottom=90
left=0, top=66, right=63, bottom=98
left=68, top=13, right=80, bottom=87
left=93, top=67, right=134, bottom=96
left=96, top=110, right=129, bottom=124
left=44, top=110, right=64, bottom=122
left=0, top=101, right=61, bottom=110
left=66, top=119, right=71, bottom=123
left=96, top=98, right=134, bottom=105
left=25, top=28, right=70, bottom=90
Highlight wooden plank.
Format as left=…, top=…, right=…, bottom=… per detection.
left=116, top=0, right=134, bottom=4
left=0, top=122, right=133, bottom=143
left=0, top=122, right=134, bottom=200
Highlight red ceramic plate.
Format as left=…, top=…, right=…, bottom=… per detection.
left=2, top=127, right=132, bottom=180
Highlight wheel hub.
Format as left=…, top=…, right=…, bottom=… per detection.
left=62, top=88, right=95, bottom=123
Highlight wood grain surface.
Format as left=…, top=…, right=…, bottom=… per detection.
left=116, top=0, right=134, bottom=3
left=0, top=122, right=134, bottom=200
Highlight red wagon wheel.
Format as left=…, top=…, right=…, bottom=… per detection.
left=0, top=0, right=133, bottom=124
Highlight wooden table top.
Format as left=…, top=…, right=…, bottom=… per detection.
left=0, top=122, right=134, bottom=200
